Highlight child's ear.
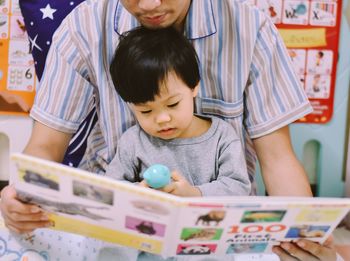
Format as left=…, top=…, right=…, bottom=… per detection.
left=192, top=84, right=199, bottom=98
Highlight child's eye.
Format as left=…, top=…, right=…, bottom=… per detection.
left=168, top=102, right=179, bottom=108
left=140, top=110, right=152, bottom=114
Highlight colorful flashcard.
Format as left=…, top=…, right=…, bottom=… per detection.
left=8, top=40, right=33, bottom=66
left=10, top=15, right=26, bottom=40
left=310, top=1, right=338, bottom=27
left=0, top=0, right=9, bottom=14
left=306, top=49, right=333, bottom=75
left=282, top=0, right=310, bottom=25
left=0, top=0, right=36, bottom=115
left=256, top=0, right=283, bottom=24
left=305, top=74, right=331, bottom=99
left=288, top=49, right=306, bottom=74
left=0, top=14, right=8, bottom=38
left=7, top=65, right=35, bottom=92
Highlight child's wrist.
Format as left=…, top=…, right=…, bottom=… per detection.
left=191, top=186, right=202, bottom=197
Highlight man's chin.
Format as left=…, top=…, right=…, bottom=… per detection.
left=139, top=19, right=174, bottom=30
left=141, top=24, right=169, bottom=29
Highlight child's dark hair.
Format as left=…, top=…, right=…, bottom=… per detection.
left=110, top=26, right=200, bottom=104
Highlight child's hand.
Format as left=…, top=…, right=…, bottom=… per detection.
left=272, top=236, right=338, bottom=261
left=158, top=171, right=202, bottom=197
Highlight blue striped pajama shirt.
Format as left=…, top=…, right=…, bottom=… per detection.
left=30, top=0, right=312, bottom=194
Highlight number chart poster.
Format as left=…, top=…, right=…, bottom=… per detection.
left=249, top=0, right=343, bottom=124
left=0, top=0, right=36, bottom=116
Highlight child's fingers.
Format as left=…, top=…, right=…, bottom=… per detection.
left=170, top=171, right=184, bottom=181
left=159, top=183, right=177, bottom=193
left=138, top=180, right=149, bottom=188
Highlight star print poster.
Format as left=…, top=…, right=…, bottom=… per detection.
left=0, top=0, right=85, bottom=115
left=252, top=0, right=343, bottom=124
left=0, top=0, right=35, bottom=115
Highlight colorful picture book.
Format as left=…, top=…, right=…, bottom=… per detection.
left=11, top=153, right=350, bottom=258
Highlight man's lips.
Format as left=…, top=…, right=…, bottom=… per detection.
left=143, top=14, right=166, bottom=25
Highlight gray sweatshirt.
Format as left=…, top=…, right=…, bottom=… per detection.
left=106, top=116, right=251, bottom=196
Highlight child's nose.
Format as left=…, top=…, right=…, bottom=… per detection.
left=155, top=112, right=171, bottom=124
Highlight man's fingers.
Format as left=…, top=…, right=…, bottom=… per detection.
left=322, top=235, right=334, bottom=247
left=1, top=196, right=42, bottom=216
left=6, top=211, right=49, bottom=222
left=0, top=184, right=16, bottom=199
left=295, top=239, right=336, bottom=260
left=6, top=224, right=23, bottom=234
left=272, top=246, right=299, bottom=261
left=6, top=220, right=53, bottom=234
left=1, top=185, right=41, bottom=214
left=280, top=242, right=319, bottom=261
left=0, top=184, right=50, bottom=234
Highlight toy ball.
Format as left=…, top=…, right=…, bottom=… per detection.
left=143, top=164, right=171, bottom=189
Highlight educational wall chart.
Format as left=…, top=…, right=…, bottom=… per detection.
left=0, top=0, right=36, bottom=115
left=251, top=0, right=343, bottom=123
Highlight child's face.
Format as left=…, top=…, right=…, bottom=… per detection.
left=131, top=72, right=198, bottom=140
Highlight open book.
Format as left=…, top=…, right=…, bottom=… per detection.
left=11, top=153, right=350, bottom=258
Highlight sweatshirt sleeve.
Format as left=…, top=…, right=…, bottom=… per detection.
left=105, top=130, right=140, bottom=182
left=197, top=125, right=251, bottom=196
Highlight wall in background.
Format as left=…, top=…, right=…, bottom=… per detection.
left=257, top=0, right=350, bottom=196
left=0, top=116, right=32, bottom=187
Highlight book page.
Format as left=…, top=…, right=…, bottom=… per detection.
left=10, top=153, right=350, bottom=258
left=165, top=199, right=350, bottom=256
left=11, top=153, right=179, bottom=256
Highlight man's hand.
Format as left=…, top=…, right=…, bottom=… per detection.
left=272, top=237, right=338, bottom=261
left=0, top=185, right=52, bottom=234
left=0, top=120, right=73, bottom=234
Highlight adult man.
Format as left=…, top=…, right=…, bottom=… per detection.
left=1, top=0, right=339, bottom=260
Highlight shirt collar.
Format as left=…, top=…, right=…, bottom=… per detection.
left=114, top=0, right=216, bottom=39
